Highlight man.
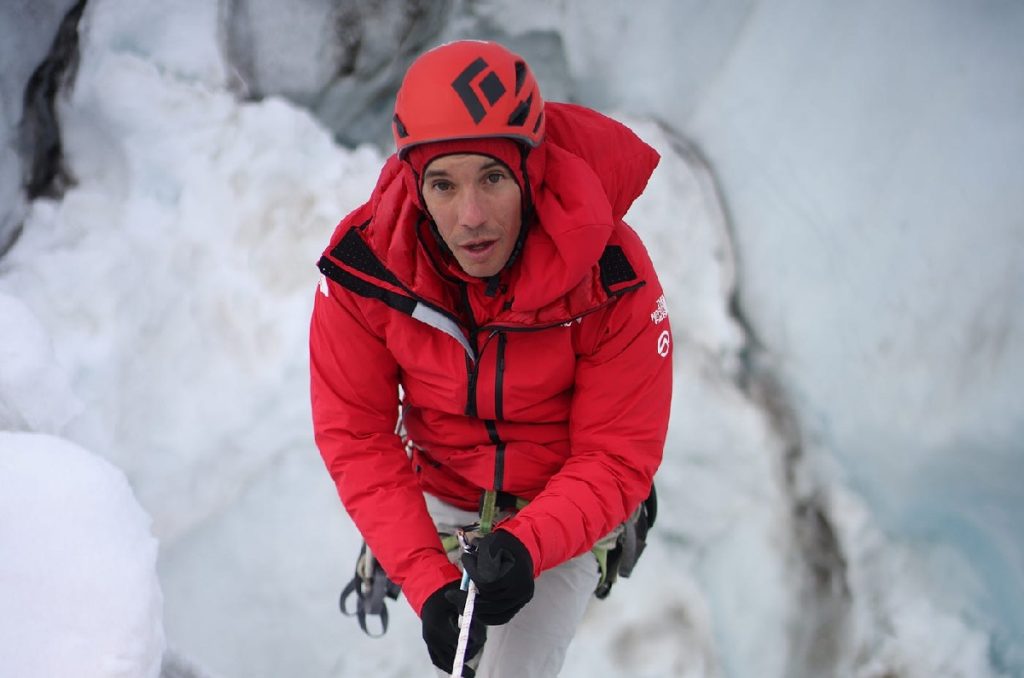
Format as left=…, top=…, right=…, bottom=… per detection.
left=310, top=40, right=672, bottom=677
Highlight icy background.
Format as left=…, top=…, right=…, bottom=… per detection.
left=0, top=1, right=1021, bottom=677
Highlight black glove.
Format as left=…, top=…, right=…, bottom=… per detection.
left=421, top=579, right=486, bottom=677
left=461, top=529, right=535, bottom=625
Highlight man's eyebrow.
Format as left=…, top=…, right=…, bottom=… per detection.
left=423, top=159, right=506, bottom=179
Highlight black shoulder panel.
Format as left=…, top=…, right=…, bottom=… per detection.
left=317, top=255, right=417, bottom=316
left=598, top=245, right=637, bottom=292
left=331, top=228, right=404, bottom=289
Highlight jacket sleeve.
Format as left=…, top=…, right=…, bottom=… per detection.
left=309, top=274, right=461, bottom=614
left=501, top=254, right=673, bottom=574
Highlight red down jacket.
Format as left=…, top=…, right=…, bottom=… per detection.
left=310, top=103, right=673, bottom=615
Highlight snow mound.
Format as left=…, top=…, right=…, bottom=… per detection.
left=0, top=431, right=164, bottom=678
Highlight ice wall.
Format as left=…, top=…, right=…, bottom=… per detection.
left=680, top=4, right=1024, bottom=664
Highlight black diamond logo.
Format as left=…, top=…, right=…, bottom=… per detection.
left=452, top=58, right=507, bottom=124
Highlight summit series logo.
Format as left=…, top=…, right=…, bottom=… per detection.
left=650, top=295, right=669, bottom=325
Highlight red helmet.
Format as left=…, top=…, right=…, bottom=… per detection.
left=393, top=40, right=545, bottom=156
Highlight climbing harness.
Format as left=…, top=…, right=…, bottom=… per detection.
left=340, top=485, right=657, bottom=636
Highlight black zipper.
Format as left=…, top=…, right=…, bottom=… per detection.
left=495, top=332, right=507, bottom=421
left=491, top=332, right=509, bottom=491
left=459, top=282, right=481, bottom=417
left=485, top=419, right=505, bottom=491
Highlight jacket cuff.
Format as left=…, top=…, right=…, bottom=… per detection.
left=405, top=559, right=462, bottom=616
left=497, top=521, right=544, bottom=578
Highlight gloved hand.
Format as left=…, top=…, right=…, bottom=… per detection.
left=461, top=529, right=535, bottom=625
left=421, top=579, right=486, bottom=677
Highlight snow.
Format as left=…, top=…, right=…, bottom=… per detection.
left=0, top=293, right=82, bottom=431
left=0, top=0, right=1021, bottom=676
left=0, top=431, right=163, bottom=678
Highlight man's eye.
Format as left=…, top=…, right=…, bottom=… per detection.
left=486, top=172, right=505, bottom=184
left=432, top=181, right=453, bottom=192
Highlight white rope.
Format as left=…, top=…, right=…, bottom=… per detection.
left=450, top=578, right=477, bottom=677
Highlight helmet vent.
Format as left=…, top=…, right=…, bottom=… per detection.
left=507, top=94, right=533, bottom=127
left=393, top=114, right=409, bottom=138
left=514, top=61, right=527, bottom=94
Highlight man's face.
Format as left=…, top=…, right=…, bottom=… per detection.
left=421, top=153, right=522, bottom=278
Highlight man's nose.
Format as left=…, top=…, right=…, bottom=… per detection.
left=457, top=188, right=486, bottom=228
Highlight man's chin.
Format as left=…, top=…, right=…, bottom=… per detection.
left=457, top=258, right=503, bottom=278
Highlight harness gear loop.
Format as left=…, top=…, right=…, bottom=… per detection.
left=593, top=484, right=657, bottom=599
left=339, top=542, right=401, bottom=637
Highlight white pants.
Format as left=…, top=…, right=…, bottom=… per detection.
left=427, top=495, right=600, bottom=678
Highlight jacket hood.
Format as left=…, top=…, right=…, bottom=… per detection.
left=323, top=102, right=660, bottom=314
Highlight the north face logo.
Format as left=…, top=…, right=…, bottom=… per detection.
left=452, top=57, right=507, bottom=123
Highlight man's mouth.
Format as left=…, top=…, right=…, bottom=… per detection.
left=462, top=240, right=497, bottom=255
